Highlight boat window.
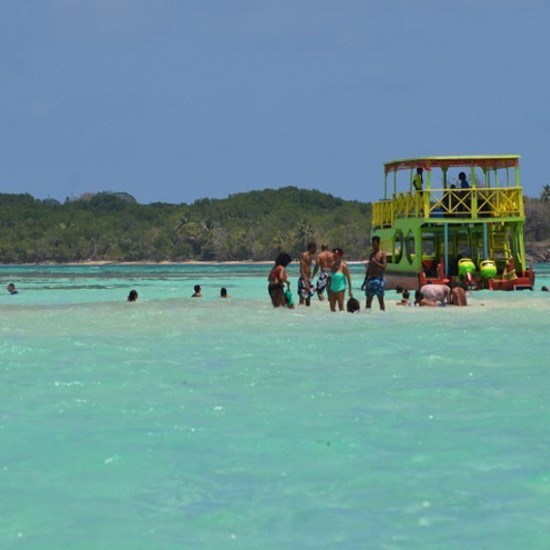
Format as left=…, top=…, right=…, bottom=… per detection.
left=421, top=234, right=435, bottom=256
left=392, top=231, right=404, bottom=264
left=406, top=231, right=415, bottom=264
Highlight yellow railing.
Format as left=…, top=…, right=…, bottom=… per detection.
left=372, top=188, right=524, bottom=227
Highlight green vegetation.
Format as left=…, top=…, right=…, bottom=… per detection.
left=0, top=188, right=372, bottom=262
left=524, top=185, right=550, bottom=242
left=1, top=186, right=548, bottom=263
left=524, top=191, right=550, bottom=261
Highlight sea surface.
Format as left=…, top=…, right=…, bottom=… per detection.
left=1, top=263, right=549, bottom=550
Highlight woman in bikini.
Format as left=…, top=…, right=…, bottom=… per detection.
left=268, top=252, right=293, bottom=307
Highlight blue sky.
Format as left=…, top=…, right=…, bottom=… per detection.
left=1, top=0, right=549, bottom=204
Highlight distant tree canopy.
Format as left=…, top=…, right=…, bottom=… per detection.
left=524, top=196, right=550, bottom=242
left=1, top=187, right=547, bottom=263
left=540, top=184, right=550, bottom=203
left=0, top=188, right=372, bottom=263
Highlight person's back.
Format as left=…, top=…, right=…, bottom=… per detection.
left=316, top=248, right=334, bottom=272
left=419, top=284, right=450, bottom=304
left=450, top=283, right=467, bottom=306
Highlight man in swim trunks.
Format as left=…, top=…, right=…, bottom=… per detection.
left=312, top=243, right=334, bottom=301
left=365, top=236, right=387, bottom=311
left=298, top=242, right=317, bottom=306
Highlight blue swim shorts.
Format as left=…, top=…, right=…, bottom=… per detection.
left=365, top=277, right=385, bottom=298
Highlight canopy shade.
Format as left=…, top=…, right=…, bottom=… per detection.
left=384, top=155, right=520, bottom=175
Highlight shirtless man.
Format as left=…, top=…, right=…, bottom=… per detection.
left=365, top=236, right=387, bottom=311
left=298, top=242, right=317, bottom=306
left=312, top=243, right=334, bottom=301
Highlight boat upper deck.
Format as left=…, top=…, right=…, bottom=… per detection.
left=373, top=155, right=525, bottom=228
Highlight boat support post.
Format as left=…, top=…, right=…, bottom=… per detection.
left=483, top=223, right=488, bottom=260
left=444, top=223, right=449, bottom=276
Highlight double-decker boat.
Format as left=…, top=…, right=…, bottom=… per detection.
left=371, top=155, right=535, bottom=291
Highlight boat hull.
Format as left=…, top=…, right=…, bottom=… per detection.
left=383, top=271, right=421, bottom=291
left=487, top=268, right=535, bottom=291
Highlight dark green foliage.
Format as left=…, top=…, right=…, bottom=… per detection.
left=2, top=187, right=547, bottom=263
left=540, top=185, right=550, bottom=203
left=0, top=188, right=372, bottom=262
left=524, top=197, right=550, bottom=242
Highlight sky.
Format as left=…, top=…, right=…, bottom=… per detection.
left=1, top=0, right=549, bottom=205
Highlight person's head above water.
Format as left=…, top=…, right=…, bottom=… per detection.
left=220, top=287, right=228, bottom=298
left=127, top=289, right=138, bottom=302
left=275, top=252, right=292, bottom=267
left=347, top=297, right=360, bottom=313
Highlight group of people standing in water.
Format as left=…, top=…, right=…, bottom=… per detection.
left=267, top=237, right=475, bottom=312
left=267, top=237, right=388, bottom=312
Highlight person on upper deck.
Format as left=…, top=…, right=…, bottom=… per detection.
left=458, top=172, right=470, bottom=189
left=413, top=168, right=424, bottom=191
left=457, top=173, right=471, bottom=217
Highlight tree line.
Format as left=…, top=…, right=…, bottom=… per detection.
left=1, top=186, right=548, bottom=263
left=0, top=187, right=372, bottom=263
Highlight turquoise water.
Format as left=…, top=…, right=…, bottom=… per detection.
left=1, top=263, right=549, bottom=549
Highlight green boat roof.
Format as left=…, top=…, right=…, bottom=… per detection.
left=384, top=155, right=520, bottom=174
